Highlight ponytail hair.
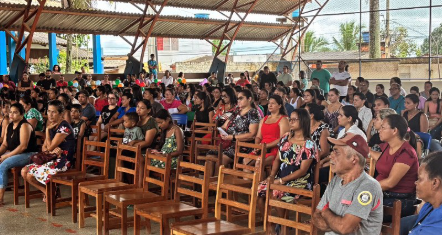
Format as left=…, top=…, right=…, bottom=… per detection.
left=384, top=114, right=417, bottom=151
left=239, top=89, right=257, bottom=109
left=196, top=91, right=212, bottom=111
left=342, top=105, right=365, bottom=134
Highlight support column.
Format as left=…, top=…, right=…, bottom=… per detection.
left=7, top=32, right=16, bottom=64
left=93, top=35, right=103, bottom=74
left=48, top=33, right=59, bottom=69
left=19, top=36, right=25, bottom=59
left=0, top=32, right=7, bottom=74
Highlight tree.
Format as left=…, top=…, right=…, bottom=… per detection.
left=61, top=0, right=93, bottom=73
left=332, top=21, right=363, bottom=51
left=211, top=40, right=229, bottom=56
left=389, top=27, right=419, bottom=58
left=369, top=0, right=381, bottom=58
left=421, top=23, right=442, bottom=56
left=303, top=31, right=329, bottom=52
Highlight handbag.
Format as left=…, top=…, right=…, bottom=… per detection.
left=30, top=151, right=58, bottom=165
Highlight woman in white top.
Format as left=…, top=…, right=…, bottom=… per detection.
left=289, top=87, right=303, bottom=109
left=353, top=92, right=373, bottom=132
left=161, top=70, right=174, bottom=86
left=337, top=105, right=367, bottom=141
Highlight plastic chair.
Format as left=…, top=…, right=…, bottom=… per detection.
left=416, top=132, right=431, bottom=157
left=171, top=113, right=188, bottom=127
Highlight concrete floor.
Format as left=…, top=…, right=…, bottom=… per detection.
left=0, top=187, right=162, bottom=235
left=0, top=186, right=266, bottom=235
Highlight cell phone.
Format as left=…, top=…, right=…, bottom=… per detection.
left=217, top=127, right=228, bottom=136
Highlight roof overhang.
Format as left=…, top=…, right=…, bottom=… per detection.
left=0, top=3, right=294, bottom=41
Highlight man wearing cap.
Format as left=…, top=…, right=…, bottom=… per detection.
left=313, top=133, right=383, bottom=235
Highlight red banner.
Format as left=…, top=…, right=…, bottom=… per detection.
left=157, top=37, right=164, bottom=51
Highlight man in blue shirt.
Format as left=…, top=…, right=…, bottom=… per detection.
left=402, top=152, right=442, bottom=235
left=148, top=54, right=158, bottom=80
left=388, top=83, right=405, bottom=114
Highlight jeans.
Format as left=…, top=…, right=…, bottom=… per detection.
left=429, top=139, right=442, bottom=152
left=383, top=195, right=416, bottom=222
left=430, top=123, right=442, bottom=140
left=0, top=152, right=37, bottom=189
left=400, top=214, right=418, bottom=235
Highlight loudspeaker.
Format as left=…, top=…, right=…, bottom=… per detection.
left=9, top=55, right=26, bottom=83
left=208, top=57, right=226, bottom=84
left=124, top=55, right=142, bottom=75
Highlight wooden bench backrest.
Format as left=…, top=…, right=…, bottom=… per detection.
left=381, top=200, right=401, bottom=235
left=233, top=141, right=266, bottom=179
left=108, top=128, right=125, bottom=148
left=82, top=138, right=110, bottom=178
left=35, top=131, right=45, bottom=152
left=195, top=141, right=222, bottom=165
left=182, top=136, right=194, bottom=163
left=144, top=152, right=172, bottom=197
left=215, top=166, right=259, bottom=232
left=89, top=125, right=101, bottom=140
left=115, top=144, right=142, bottom=184
left=265, top=183, right=320, bottom=235
left=369, top=157, right=376, bottom=177
left=192, top=122, right=216, bottom=144
left=174, top=158, right=211, bottom=218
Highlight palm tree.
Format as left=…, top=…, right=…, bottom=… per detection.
left=303, top=31, right=329, bottom=52
left=332, top=21, right=363, bottom=51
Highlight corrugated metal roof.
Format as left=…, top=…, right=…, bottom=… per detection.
left=28, top=32, right=68, bottom=46
left=99, top=0, right=305, bottom=16
left=0, top=3, right=294, bottom=41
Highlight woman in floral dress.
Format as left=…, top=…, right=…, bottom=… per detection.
left=209, top=89, right=261, bottom=168
left=257, top=109, right=317, bottom=234
left=150, top=109, right=184, bottom=169
left=21, top=100, right=76, bottom=201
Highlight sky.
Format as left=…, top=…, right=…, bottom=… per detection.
left=92, top=0, right=442, bottom=61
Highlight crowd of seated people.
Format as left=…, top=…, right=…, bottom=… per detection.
left=1, top=61, right=442, bottom=234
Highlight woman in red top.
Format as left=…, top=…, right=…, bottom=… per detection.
left=371, top=114, right=418, bottom=218
left=94, top=86, right=108, bottom=112
left=244, top=95, right=289, bottom=180
left=160, top=89, right=188, bottom=114
left=235, top=72, right=251, bottom=87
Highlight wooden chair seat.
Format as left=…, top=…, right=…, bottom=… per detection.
left=79, top=179, right=136, bottom=194
left=105, top=188, right=165, bottom=205
left=135, top=200, right=203, bottom=219
left=209, top=175, right=252, bottom=190
left=171, top=218, right=251, bottom=235
left=51, top=172, right=105, bottom=184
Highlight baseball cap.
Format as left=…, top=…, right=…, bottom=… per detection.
left=327, top=133, right=369, bottom=158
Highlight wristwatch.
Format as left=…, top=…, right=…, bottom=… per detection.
left=232, top=134, right=236, bottom=141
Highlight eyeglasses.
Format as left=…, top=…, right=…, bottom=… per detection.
left=289, top=118, right=300, bottom=122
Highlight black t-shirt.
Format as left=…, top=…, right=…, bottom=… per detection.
left=37, top=79, right=55, bottom=90
left=195, top=107, right=214, bottom=124
left=259, top=72, right=277, bottom=89
left=364, top=91, right=375, bottom=107
left=374, top=93, right=388, bottom=101
left=100, top=105, right=119, bottom=125
left=368, top=133, right=382, bottom=147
